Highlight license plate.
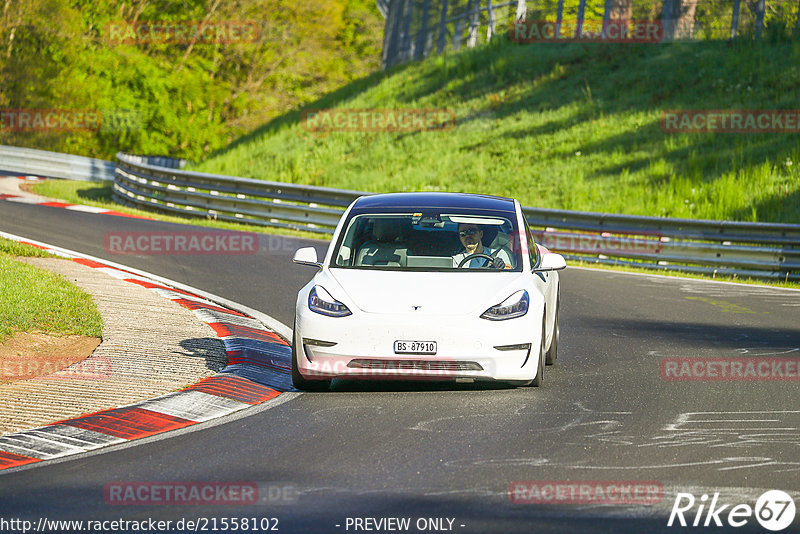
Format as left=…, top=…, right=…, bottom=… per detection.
left=394, top=340, right=437, bottom=355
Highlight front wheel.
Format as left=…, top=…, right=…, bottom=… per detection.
left=292, top=321, right=330, bottom=392
left=545, top=295, right=559, bottom=366
left=530, top=320, right=546, bottom=387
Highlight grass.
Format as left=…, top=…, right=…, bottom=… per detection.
left=29, top=180, right=323, bottom=240
left=0, top=237, right=56, bottom=258
left=193, top=38, right=800, bottom=224
left=0, top=238, right=104, bottom=343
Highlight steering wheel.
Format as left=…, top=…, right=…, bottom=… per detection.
left=457, top=253, right=497, bottom=269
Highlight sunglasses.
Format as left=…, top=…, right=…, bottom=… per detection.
left=458, top=228, right=480, bottom=237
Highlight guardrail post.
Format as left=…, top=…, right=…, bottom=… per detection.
left=754, top=0, right=766, bottom=40
left=576, top=0, right=587, bottom=38
left=467, top=0, right=480, bottom=47
left=436, top=0, right=449, bottom=53
left=731, top=0, right=741, bottom=39
left=415, top=0, right=432, bottom=60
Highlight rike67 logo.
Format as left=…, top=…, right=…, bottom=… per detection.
left=668, top=490, right=796, bottom=531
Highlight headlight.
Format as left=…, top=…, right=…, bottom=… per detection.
left=480, top=290, right=528, bottom=321
left=308, top=286, right=352, bottom=317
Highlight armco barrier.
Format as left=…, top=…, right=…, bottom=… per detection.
left=113, top=152, right=361, bottom=233
left=2, top=145, right=799, bottom=281
left=0, top=145, right=184, bottom=181
left=0, top=145, right=116, bottom=181
left=112, top=151, right=800, bottom=281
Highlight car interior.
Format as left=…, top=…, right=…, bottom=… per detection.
left=336, top=215, right=516, bottom=269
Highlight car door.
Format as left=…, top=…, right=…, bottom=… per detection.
left=522, top=214, right=556, bottom=344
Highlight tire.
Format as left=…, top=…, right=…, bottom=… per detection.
left=291, top=321, right=330, bottom=392
left=530, top=320, right=546, bottom=387
left=545, top=294, right=559, bottom=366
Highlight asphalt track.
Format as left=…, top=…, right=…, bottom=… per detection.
left=1, top=200, right=799, bottom=533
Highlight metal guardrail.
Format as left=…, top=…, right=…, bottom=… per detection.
left=1, top=145, right=797, bottom=281
left=113, top=151, right=800, bottom=281
left=0, top=145, right=116, bottom=181
left=113, top=152, right=364, bottom=232
left=120, top=154, right=187, bottom=170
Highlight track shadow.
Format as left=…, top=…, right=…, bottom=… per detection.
left=328, top=378, right=517, bottom=393
left=177, top=337, right=228, bottom=372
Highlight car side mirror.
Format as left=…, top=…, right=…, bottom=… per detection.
left=293, top=247, right=322, bottom=269
left=534, top=253, right=567, bottom=272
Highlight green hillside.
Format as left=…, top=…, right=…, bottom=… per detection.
left=195, top=38, right=800, bottom=223
left=0, top=0, right=382, bottom=161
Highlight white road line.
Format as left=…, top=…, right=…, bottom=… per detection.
left=65, top=205, right=109, bottom=214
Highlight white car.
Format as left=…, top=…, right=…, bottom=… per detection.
left=291, top=192, right=566, bottom=390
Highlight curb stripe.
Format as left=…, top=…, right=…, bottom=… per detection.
left=28, top=425, right=127, bottom=449
left=192, top=309, right=268, bottom=330
left=123, top=279, right=205, bottom=298
left=0, top=231, right=294, bottom=473
left=224, top=338, right=292, bottom=361
left=225, top=350, right=290, bottom=371
left=151, top=290, right=222, bottom=310
left=136, top=391, right=249, bottom=423
left=0, top=434, right=86, bottom=460
left=0, top=451, right=40, bottom=469
left=173, top=298, right=248, bottom=317
left=151, top=288, right=218, bottom=305
left=5, top=196, right=42, bottom=204
left=39, top=201, right=74, bottom=208
left=19, top=241, right=48, bottom=250
left=65, top=205, right=110, bottom=214
left=0, top=439, right=59, bottom=460
left=0, top=184, right=155, bottom=220
left=72, top=258, right=111, bottom=269
left=185, top=375, right=281, bottom=404
left=58, top=407, right=196, bottom=440
left=220, top=364, right=293, bottom=391
left=208, top=323, right=287, bottom=345
left=94, top=267, right=152, bottom=282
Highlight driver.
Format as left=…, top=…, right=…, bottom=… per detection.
left=452, top=223, right=512, bottom=269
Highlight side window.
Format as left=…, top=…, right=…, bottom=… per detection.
left=524, top=218, right=539, bottom=269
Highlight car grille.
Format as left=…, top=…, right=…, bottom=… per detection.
left=347, top=359, right=483, bottom=371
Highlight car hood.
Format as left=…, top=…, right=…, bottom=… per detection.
left=324, top=268, right=522, bottom=316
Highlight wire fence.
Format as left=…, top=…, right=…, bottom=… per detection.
left=381, top=0, right=800, bottom=67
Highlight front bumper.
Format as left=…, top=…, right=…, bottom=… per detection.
left=295, top=307, right=541, bottom=382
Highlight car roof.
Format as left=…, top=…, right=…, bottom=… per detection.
left=352, top=192, right=516, bottom=212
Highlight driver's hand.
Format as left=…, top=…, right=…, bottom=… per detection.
left=491, top=256, right=505, bottom=269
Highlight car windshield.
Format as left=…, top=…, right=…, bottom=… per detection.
left=331, top=212, right=523, bottom=271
